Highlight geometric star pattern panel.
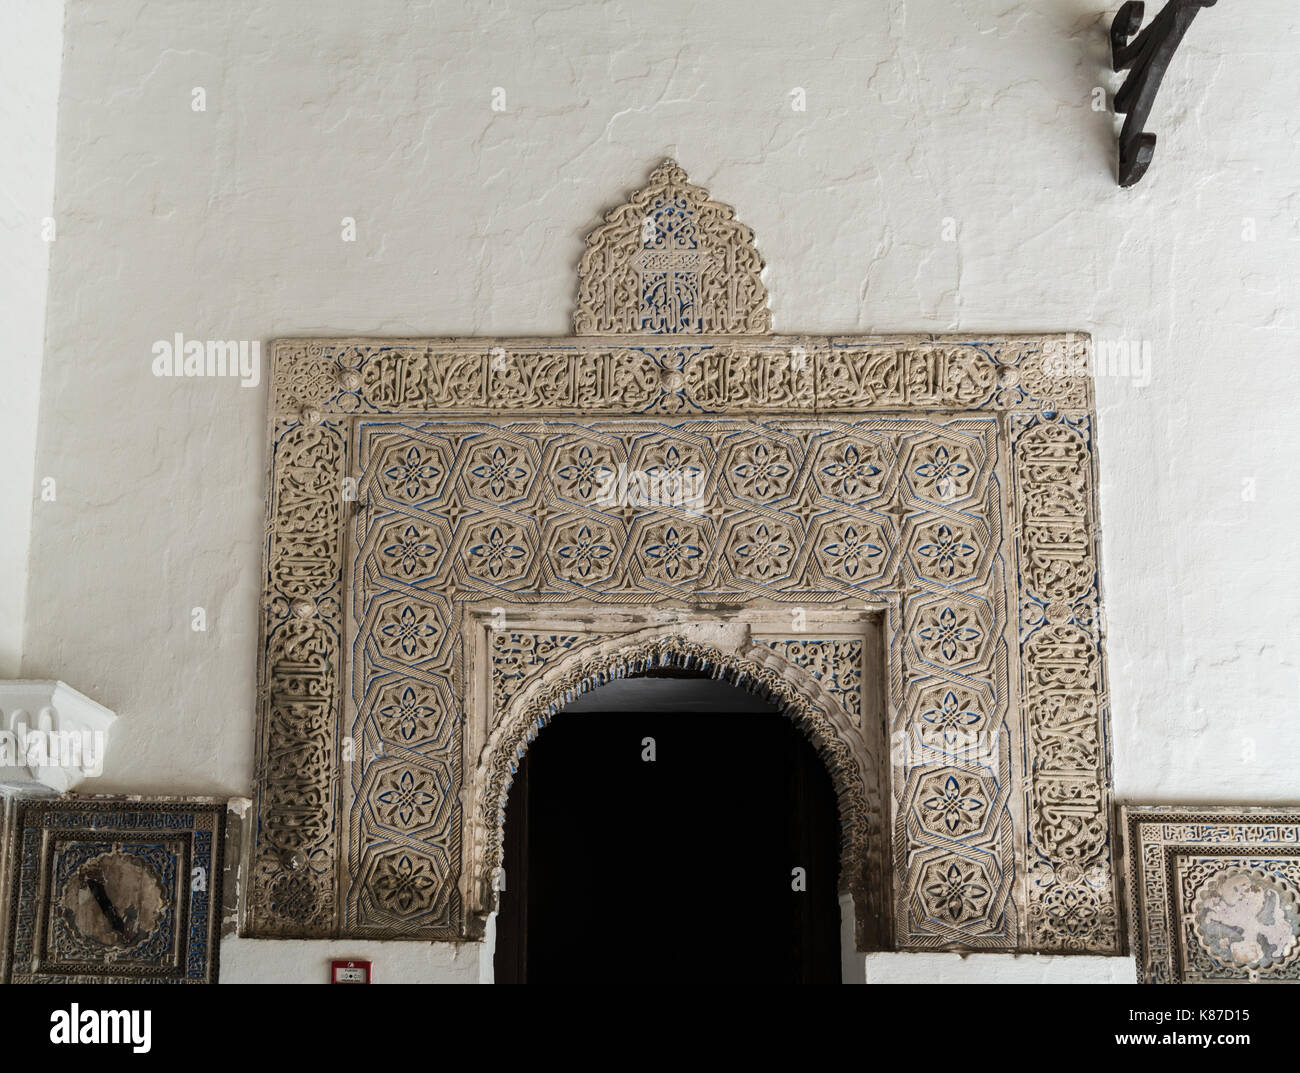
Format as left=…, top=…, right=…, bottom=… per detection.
left=250, top=160, right=1118, bottom=955
left=4, top=799, right=224, bottom=984
left=347, top=414, right=1014, bottom=947
left=1122, top=805, right=1300, bottom=983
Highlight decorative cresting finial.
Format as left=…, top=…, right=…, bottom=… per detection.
left=574, top=159, right=771, bottom=335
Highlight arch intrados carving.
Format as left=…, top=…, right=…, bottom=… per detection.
left=470, top=629, right=884, bottom=945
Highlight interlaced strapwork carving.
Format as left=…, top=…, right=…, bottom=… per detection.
left=254, top=357, right=1116, bottom=952
left=250, top=420, right=345, bottom=936
left=1012, top=413, right=1116, bottom=951
left=574, top=160, right=770, bottom=335
left=764, top=639, right=863, bottom=725
left=331, top=414, right=1020, bottom=947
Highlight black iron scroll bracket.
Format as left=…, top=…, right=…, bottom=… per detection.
left=1110, top=0, right=1217, bottom=187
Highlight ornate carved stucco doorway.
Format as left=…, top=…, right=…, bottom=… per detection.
left=248, top=160, right=1119, bottom=957
left=463, top=610, right=890, bottom=950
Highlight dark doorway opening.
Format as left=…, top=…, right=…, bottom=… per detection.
left=493, top=674, right=842, bottom=984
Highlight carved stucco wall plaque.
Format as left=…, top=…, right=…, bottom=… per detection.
left=1122, top=805, right=1300, bottom=983
left=3, top=799, right=225, bottom=984
left=250, top=160, right=1117, bottom=954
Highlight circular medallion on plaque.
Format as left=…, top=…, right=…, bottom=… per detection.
left=59, top=850, right=167, bottom=952
left=1191, top=868, right=1300, bottom=972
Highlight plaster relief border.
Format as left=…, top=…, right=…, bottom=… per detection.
left=1122, top=805, right=1300, bottom=983
left=459, top=607, right=890, bottom=947
left=3, top=797, right=225, bottom=984
left=334, top=410, right=1021, bottom=948
left=247, top=161, right=1116, bottom=955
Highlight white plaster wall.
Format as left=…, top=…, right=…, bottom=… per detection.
left=0, top=0, right=64, bottom=677
left=858, top=952, right=1137, bottom=985
left=18, top=0, right=1300, bottom=981
left=220, top=937, right=481, bottom=984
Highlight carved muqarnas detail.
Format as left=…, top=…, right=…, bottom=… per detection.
left=575, top=160, right=770, bottom=335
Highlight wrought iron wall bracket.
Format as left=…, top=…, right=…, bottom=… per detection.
left=1110, top=0, right=1216, bottom=187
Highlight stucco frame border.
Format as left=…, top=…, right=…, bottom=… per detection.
left=458, top=605, right=891, bottom=947
left=1121, top=804, right=1300, bottom=983
left=247, top=331, right=1118, bottom=956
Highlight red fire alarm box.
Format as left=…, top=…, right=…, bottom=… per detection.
left=331, top=960, right=372, bottom=984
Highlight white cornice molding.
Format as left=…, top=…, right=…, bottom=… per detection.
left=0, top=680, right=116, bottom=793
